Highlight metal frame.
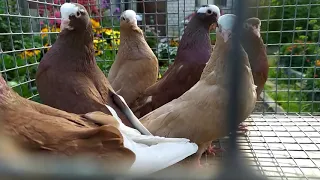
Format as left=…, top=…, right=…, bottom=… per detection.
left=0, top=0, right=320, bottom=179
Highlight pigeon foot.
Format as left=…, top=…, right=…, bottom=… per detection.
left=205, top=144, right=225, bottom=156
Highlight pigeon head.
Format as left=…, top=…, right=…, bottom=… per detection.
left=120, top=10, right=141, bottom=28
left=60, top=3, right=90, bottom=32
left=195, top=5, right=221, bottom=30
left=216, top=14, right=237, bottom=43
left=243, top=17, right=261, bottom=38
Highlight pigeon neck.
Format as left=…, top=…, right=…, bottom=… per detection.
left=208, top=40, right=249, bottom=87
left=180, top=18, right=210, bottom=47
left=56, top=28, right=95, bottom=66
left=240, top=31, right=265, bottom=71
left=120, top=26, right=144, bottom=39
left=118, top=27, right=152, bottom=59
left=176, top=18, right=211, bottom=63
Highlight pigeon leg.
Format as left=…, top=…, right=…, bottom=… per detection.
left=196, top=159, right=203, bottom=168
left=205, top=144, right=225, bottom=156
left=238, top=123, right=249, bottom=134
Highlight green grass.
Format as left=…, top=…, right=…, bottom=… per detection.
left=264, top=81, right=313, bottom=113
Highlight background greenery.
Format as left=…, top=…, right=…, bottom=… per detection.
left=0, top=0, right=319, bottom=113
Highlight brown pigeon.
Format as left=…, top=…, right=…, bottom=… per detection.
left=0, top=74, right=136, bottom=171
left=35, top=3, right=145, bottom=130
left=201, top=16, right=267, bottom=155
left=241, top=17, right=269, bottom=98
left=139, top=14, right=257, bottom=167
left=130, top=5, right=221, bottom=118
left=227, top=17, right=269, bottom=133
left=0, top=73, right=198, bottom=175
left=108, top=10, right=159, bottom=107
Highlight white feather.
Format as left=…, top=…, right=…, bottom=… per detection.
left=113, top=94, right=152, bottom=135
left=60, top=3, right=79, bottom=20
left=197, top=5, right=221, bottom=18
left=121, top=10, right=142, bottom=24
left=105, top=105, right=198, bottom=175
left=216, top=14, right=237, bottom=32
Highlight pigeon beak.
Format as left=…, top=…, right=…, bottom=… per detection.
left=136, top=14, right=142, bottom=21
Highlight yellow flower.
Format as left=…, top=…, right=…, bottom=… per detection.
left=113, top=31, right=120, bottom=36
left=316, top=60, right=320, bottom=67
left=103, top=28, right=113, bottom=35
left=19, top=49, right=41, bottom=58
left=44, top=43, right=51, bottom=51
left=158, top=73, right=162, bottom=79
left=95, top=50, right=103, bottom=56
left=91, top=19, right=100, bottom=28
left=93, top=39, right=99, bottom=44
left=51, top=26, right=61, bottom=32
left=114, top=38, right=120, bottom=45
left=41, top=27, right=49, bottom=37
left=169, top=39, right=179, bottom=47
left=34, top=50, right=41, bottom=55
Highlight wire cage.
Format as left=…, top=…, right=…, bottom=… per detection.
left=0, top=0, right=320, bottom=179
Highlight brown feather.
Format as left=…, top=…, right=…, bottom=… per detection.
left=131, top=11, right=219, bottom=118
left=108, top=21, right=158, bottom=106
left=0, top=75, right=136, bottom=170
left=240, top=17, right=269, bottom=98
left=35, top=3, right=133, bottom=127
left=139, top=29, right=257, bottom=163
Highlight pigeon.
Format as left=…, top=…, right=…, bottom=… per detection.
left=130, top=5, right=221, bottom=118
left=0, top=74, right=198, bottom=175
left=235, top=17, right=269, bottom=133
left=0, top=74, right=136, bottom=172
left=241, top=17, right=269, bottom=98
left=108, top=10, right=159, bottom=107
left=35, top=3, right=144, bottom=130
left=139, top=14, right=257, bottom=167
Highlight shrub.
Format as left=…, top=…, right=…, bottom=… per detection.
left=279, top=35, right=320, bottom=73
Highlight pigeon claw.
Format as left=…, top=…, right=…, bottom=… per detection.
left=237, top=123, right=249, bottom=134
left=205, top=144, right=225, bottom=156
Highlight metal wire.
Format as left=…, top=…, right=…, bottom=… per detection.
left=0, top=0, right=320, bottom=179
left=0, top=0, right=319, bottom=114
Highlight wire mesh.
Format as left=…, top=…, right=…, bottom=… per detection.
left=209, top=114, right=320, bottom=180
left=0, top=0, right=320, bottom=179
left=1, top=0, right=319, bottom=114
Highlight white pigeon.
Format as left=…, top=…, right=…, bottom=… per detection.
left=105, top=94, right=198, bottom=176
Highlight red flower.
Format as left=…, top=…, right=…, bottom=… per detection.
left=49, top=11, right=61, bottom=26
left=315, top=74, right=318, bottom=78
left=306, top=59, right=310, bottom=63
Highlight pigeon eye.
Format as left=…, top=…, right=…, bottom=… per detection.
left=121, top=17, right=126, bottom=21
left=76, top=11, right=81, bottom=17
left=206, top=9, right=212, bottom=15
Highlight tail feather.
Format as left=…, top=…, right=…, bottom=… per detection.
left=105, top=104, right=198, bottom=175
left=126, top=137, right=198, bottom=175
left=109, top=94, right=152, bottom=135
left=129, top=135, right=191, bottom=146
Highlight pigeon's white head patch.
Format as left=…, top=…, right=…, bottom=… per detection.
left=216, top=14, right=237, bottom=42
left=60, top=3, right=84, bottom=20
left=120, top=10, right=142, bottom=25
left=197, top=4, right=221, bottom=18
left=60, top=3, right=86, bottom=31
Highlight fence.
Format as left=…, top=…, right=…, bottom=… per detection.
left=0, top=0, right=320, bottom=179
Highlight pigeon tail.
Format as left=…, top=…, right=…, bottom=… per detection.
left=105, top=105, right=198, bottom=175
left=110, top=93, right=152, bottom=135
